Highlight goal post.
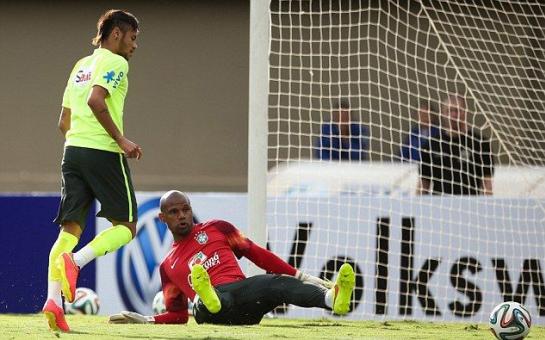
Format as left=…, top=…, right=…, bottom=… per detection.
left=250, top=0, right=545, bottom=323
left=247, top=0, right=269, bottom=263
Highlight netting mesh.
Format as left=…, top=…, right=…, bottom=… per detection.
left=266, top=0, right=545, bottom=322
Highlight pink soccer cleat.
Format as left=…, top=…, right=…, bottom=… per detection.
left=57, top=253, right=80, bottom=303
left=42, top=299, right=70, bottom=332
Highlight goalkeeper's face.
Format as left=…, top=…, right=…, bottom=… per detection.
left=159, top=194, right=194, bottom=239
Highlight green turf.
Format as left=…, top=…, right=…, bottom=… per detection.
left=2, top=314, right=543, bottom=339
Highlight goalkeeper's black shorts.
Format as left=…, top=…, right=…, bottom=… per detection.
left=193, top=274, right=328, bottom=325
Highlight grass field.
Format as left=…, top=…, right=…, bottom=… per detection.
left=2, top=314, right=544, bottom=340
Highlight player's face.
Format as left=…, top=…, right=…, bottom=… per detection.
left=443, top=98, right=467, bottom=135
left=118, top=29, right=138, bottom=60
left=335, top=109, right=350, bottom=124
left=159, top=198, right=194, bottom=239
left=418, top=106, right=431, bottom=126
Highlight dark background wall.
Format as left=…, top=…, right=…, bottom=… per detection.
left=1, top=1, right=542, bottom=193
left=0, top=0, right=249, bottom=192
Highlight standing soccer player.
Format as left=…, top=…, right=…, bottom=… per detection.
left=109, top=191, right=355, bottom=326
left=42, top=9, right=142, bottom=332
left=418, top=94, right=494, bottom=195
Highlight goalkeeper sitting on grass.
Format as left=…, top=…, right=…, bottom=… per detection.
left=110, top=190, right=355, bottom=325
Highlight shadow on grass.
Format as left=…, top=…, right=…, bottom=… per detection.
left=260, top=321, right=348, bottom=328
left=68, top=330, right=236, bottom=340
left=259, top=324, right=310, bottom=329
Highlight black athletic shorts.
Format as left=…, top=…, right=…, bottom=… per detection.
left=54, top=146, right=137, bottom=229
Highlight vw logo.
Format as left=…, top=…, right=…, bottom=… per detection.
left=116, top=198, right=173, bottom=314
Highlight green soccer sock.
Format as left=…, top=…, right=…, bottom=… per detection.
left=48, top=231, right=79, bottom=282
left=89, top=224, right=133, bottom=256
left=73, top=225, right=133, bottom=268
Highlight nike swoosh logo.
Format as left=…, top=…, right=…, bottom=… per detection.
left=171, top=258, right=179, bottom=269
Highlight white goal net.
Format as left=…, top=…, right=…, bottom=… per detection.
left=265, top=0, right=545, bottom=323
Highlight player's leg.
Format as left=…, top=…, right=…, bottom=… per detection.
left=44, top=146, right=93, bottom=331
left=68, top=220, right=135, bottom=268
left=193, top=274, right=329, bottom=325
left=58, top=149, right=137, bottom=303
left=67, top=149, right=137, bottom=267
left=44, top=225, right=80, bottom=332
left=231, top=266, right=355, bottom=315
left=232, top=275, right=329, bottom=309
left=193, top=264, right=356, bottom=325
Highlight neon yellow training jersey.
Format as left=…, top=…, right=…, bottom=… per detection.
left=62, top=48, right=129, bottom=153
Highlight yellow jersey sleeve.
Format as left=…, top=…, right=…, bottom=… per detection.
left=92, top=55, right=129, bottom=96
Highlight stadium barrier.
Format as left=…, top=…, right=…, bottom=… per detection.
left=268, top=162, right=545, bottom=198
left=98, top=191, right=544, bottom=324
left=0, top=195, right=95, bottom=313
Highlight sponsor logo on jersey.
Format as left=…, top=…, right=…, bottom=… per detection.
left=188, top=251, right=208, bottom=269
left=188, top=251, right=221, bottom=271
left=103, top=70, right=125, bottom=89
left=202, top=251, right=221, bottom=270
left=103, top=70, right=116, bottom=83
left=195, top=231, right=208, bottom=245
left=187, top=251, right=221, bottom=288
left=74, top=67, right=93, bottom=85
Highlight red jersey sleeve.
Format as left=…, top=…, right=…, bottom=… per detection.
left=154, top=264, right=189, bottom=324
left=214, top=220, right=296, bottom=276
left=213, top=220, right=252, bottom=258
left=244, top=241, right=297, bottom=276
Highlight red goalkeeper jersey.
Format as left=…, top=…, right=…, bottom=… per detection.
left=154, top=219, right=296, bottom=324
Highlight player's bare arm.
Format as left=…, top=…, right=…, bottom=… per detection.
left=482, top=176, right=493, bottom=195
left=87, top=85, right=143, bottom=159
left=58, top=107, right=71, bottom=137
left=417, top=178, right=431, bottom=195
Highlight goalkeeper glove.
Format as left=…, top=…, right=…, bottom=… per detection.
left=109, top=311, right=155, bottom=324
left=295, top=270, right=333, bottom=289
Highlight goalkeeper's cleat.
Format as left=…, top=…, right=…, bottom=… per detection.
left=191, top=264, right=221, bottom=314
left=332, top=263, right=355, bottom=315
left=57, top=253, right=79, bottom=303
left=42, top=299, right=70, bottom=332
